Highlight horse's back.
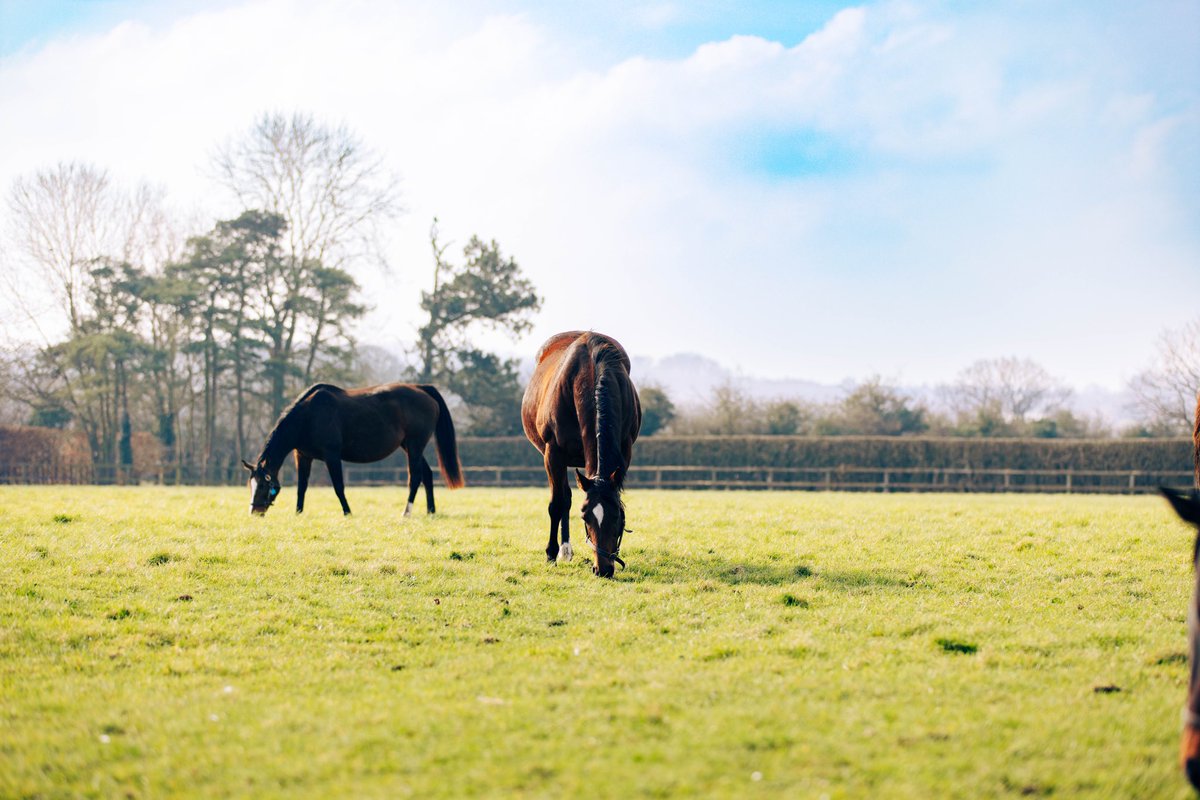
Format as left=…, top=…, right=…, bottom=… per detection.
left=522, top=331, right=634, bottom=456
left=532, top=331, right=585, bottom=366
left=348, top=382, right=440, bottom=439
left=298, top=382, right=439, bottom=462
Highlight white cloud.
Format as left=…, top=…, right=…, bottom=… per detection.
left=0, top=0, right=1196, bottom=390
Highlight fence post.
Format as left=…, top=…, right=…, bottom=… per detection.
left=882, top=469, right=890, bottom=493
left=1128, top=471, right=1136, bottom=494
left=1065, top=470, right=1072, bottom=493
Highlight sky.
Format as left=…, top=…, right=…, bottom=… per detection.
left=1, top=0, right=1198, bottom=392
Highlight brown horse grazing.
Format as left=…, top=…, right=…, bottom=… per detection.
left=1161, top=487, right=1200, bottom=789
left=522, top=331, right=641, bottom=578
left=242, top=382, right=463, bottom=516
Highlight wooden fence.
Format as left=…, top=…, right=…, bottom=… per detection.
left=0, top=434, right=1193, bottom=494
left=0, top=462, right=1193, bottom=494
left=337, top=464, right=1193, bottom=494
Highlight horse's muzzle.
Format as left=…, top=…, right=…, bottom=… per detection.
left=250, top=507, right=267, bottom=517
left=593, top=563, right=615, bottom=579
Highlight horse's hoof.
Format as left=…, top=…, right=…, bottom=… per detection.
left=403, top=502, right=413, bottom=517
left=1183, top=727, right=1200, bottom=789
left=556, top=542, right=574, bottom=563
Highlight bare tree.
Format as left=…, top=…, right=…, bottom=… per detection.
left=6, top=163, right=120, bottom=336
left=1129, top=318, right=1200, bottom=436
left=212, top=112, right=400, bottom=265
left=5, top=162, right=176, bottom=340
left=942, top=357, right=1072, bottom=426
left=211, top=112, right=400, bottom=388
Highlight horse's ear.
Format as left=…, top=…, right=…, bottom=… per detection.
left=576, top=469, right=594, bottom=492
left=241, top=459, right=254, bottom=472
left=1162, top=487, right=1200, bottom=527
left=610, top=466, right=625, bottom=486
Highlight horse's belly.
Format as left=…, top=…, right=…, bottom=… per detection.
left=341, top=439, right=402, bottom=463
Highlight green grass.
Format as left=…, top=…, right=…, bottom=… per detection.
left=0, top=486, right=1194, bottom=798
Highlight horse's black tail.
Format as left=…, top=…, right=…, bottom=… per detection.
left=418, top=385, right=465, bottom=489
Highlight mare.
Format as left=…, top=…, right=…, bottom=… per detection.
left=242, top=382, right=463, bottom=516
left=1162, top=487, right=1200, bottom=789
left=521, top=331, right=641, bottom=578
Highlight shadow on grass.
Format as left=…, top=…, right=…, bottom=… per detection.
left=623, top=548, right=923, bottom=591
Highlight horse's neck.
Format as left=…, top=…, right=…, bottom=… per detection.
left=259, top=411, right=300, bottom=472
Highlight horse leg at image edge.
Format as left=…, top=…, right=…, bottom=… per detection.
left=295, top=453, right=313, bottom=514
left=325, top=453, right=351, bottom=516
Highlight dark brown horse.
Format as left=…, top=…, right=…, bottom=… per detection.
left=1162, top=487, right=1200, bottom=789
left=522, top=331, right=641, bottom=578
left=242, top=382, right=463, bottom=516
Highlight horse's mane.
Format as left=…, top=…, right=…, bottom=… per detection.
left=257, top=383, right=344, bottom=464
left=588, top=337, right=631, bottom=489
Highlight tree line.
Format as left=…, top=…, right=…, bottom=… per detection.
left=0, top=113, right=539, bottom=481
left=2, top=110, right=1194, bottom=482
left=640, top=349, right=1197, bottom=439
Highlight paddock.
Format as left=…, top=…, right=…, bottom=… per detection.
left=0, top=487, right=1190, bottom=797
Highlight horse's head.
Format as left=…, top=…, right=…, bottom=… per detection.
left=577, top=468, right=627, bottom=578
left=242, top=459, right=281, bottom=516
left=1161, top=487, right=1200, bottom=789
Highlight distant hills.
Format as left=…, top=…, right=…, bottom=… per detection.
left=629, top=352, right=1136, bottom=426
left=369, top=343, right=1138, bottom=428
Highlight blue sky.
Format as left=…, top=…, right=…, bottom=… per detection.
left=0, top=1, right=852, bottom=60
left=1, top=0, right=1198, bottom=392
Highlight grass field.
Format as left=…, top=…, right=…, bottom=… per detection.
left=0, top=486, right=1195, bottom=798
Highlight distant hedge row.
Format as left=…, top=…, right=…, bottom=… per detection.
left=452, top=436, right=1194, bottom=474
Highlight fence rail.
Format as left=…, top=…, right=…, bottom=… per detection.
left=3, top=462, right=1189, bottom=494
left=425, top=465, right=1195, bottom=494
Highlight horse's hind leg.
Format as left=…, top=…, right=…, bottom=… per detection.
left=404, top=448, right=422, bottom=517
left=421, top=456, right=435, bottom=514
left=557, top=478, right=573, bottom=563
left=543, top=447, right=570, bottom=563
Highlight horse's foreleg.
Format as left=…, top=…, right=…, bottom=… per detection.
left=326, top=455, right=351, bottom=515
left=295, top=453, right=313, bottom=514
left=422, top=456, right=435, bottom=514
